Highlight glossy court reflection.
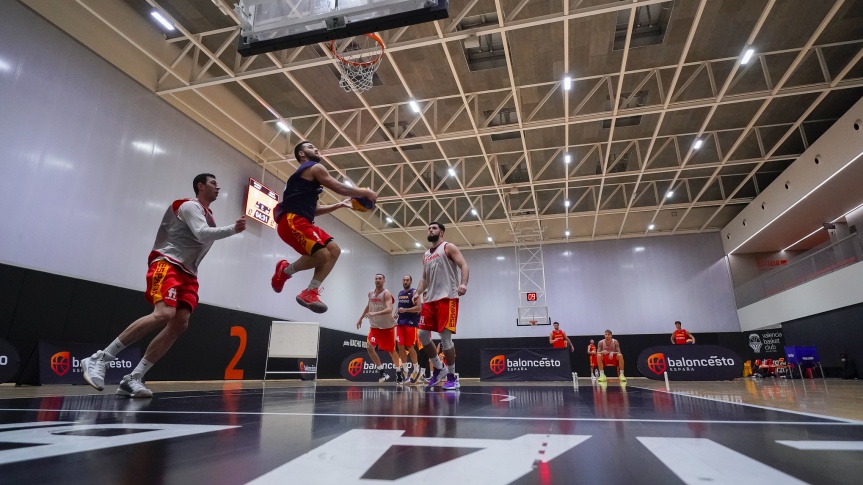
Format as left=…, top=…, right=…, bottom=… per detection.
left=0, top=381, right=861, bottom=484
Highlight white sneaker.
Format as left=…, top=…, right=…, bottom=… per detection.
left=116, top=374, right=152, bottom=398
left=82, top=351, right=108, bottom=391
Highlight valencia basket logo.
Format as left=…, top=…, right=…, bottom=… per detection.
left=489, top=355, right=506, bottom=375
left=647, top=353, right=666, bottom=375
left=50, top=351, right=71, bottom=376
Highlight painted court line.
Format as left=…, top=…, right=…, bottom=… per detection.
left=629, top=385, right=861, bottom=424
left=0, top=407, right=860, bottom=426
left=777, top=440, right=863, bottom=450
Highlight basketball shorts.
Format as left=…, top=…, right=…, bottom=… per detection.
left=277, top=213, right=333, bottom=256
left=145, top=260, right=199, bottom=310
left=602, top=353, right=620, bottom=366
left=396, top=325, right=418, bottom=347
left=418, top=298, right=458, bottom=334
left=590, top=356, right=597, bottom=367
left=368, top=327, right=396, bottom=352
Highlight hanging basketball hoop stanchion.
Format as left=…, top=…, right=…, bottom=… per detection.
left=329, top=34, right=385, bottom=93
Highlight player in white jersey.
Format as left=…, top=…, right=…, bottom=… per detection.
left=356, top=273, right=403, bottom=383
left=81, top=173, right=246, bottom=397
left=414, top=222, right=469, bottom=391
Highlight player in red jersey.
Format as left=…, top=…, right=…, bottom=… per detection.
left=670, top=321, right=695, bottom=345
left=597, top=329, right=626, bottom=383
left=587, top=339, right=598, bottom=379
left=549, top=322, right=574, bottom=351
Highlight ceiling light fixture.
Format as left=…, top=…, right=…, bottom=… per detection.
left=648, top=224, right=655, bottom=230
left=783, top=201, right=863, bottom=251
left=487, top=236, right=493, bottom=242
left=693, top=139, right=703, bottom=150
left=564, top=154, right=571, bottom=164
left=471, top=208, right=478, bottom=216
left=565, top=230, right=570, bottom=237
left=731, top=149, right=863, bottom=254
left=344, top=179, right=353, bottom=187
left=666, top=190, right=674, bottom=198
left=563, top=76, right=572, bottom=91
left=448, top=168, right=456, bottom=177
left=276, top=121, right=289, bottom=131
left=740, top=47, right=755, bottom=65
left=415, top=242, right=422, bottom=248
left=150, top=11, right=175, bottom=31
left=409, top=99, right=421, bottom=113
left=564, top=199, right=571, bottom=207
left=385, top=217, right=393, bottom=223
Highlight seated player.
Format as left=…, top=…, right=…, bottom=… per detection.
left=596, top=329, right=626, bottom=383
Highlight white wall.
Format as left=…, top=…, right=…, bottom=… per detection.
left=393, top=232, right=741, bottom=339
left=0, top=1, right=389, bottom=333
left=737, top=261, right=863, bottom=331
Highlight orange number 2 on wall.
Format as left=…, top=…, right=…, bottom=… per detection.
left=225, top=325, right=247, bottom=380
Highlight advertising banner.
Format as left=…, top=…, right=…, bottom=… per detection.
left=637, top=345, right=742, bottom=381
left=745, top=329, right=785, bottom=361
left=480, top=348, right=571, bottom=382
left=339, top=352, right=422, bottom=382
left=38, top=341, right=141, bottom=385
left=0, top=338, right=21, bottom=383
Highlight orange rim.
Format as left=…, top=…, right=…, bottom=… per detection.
left=329, top=33, right=385, bottom=67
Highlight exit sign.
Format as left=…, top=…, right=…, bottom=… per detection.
left=526, top=292, right=537, bottom=301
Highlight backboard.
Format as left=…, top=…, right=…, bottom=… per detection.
left=236, top=0, right=450, bottom=56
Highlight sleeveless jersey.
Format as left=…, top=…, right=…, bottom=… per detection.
left=588, top=344, right=597, bottom=358
left=422, top=242, right=459, bottom=302
left=673, top=329, right=689, bottom=344
left=397, top=288, right=420, bottom=327
left=551, top=330, right=567, bottom=348
left=367, top=289, right=396, bottom=329
left=597, top=338, right=619, bottom=354
left=275, top=161, right=323, bottom=223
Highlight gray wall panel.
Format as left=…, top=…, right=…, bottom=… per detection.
left=0, top=1, right=389, bottom=333
left=394, top=233, right=740, bottom=339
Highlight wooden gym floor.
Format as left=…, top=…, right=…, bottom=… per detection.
left=0, top=377, right=861, bottom=484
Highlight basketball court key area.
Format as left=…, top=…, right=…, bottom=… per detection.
left=1, top=380, right=861, bottom=484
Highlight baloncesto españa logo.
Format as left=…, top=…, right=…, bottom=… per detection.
left=489, top=354, right=563, bottom=375
left=647, top=353, right=667, bottom=375
left=49, top=350, right=133, bottom=377
left=50, top=352, right=71, bottom=376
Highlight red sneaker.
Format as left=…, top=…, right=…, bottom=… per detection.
left=271, top=260, right=291, bottom=293
left=296, top=287, right=328, bottom=313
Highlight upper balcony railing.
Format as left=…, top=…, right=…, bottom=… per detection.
left=734, top=233, right=863, bottom=309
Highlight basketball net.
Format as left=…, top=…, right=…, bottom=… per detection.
left=330, top=34, right=384, bottom=93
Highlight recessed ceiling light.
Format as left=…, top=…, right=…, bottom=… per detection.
left=563, top=76, right=572, bottom=91
left=448, top=168, right=456, bottom=177
left=564, top=199, right=570, bottom=207
left=565, top=230, right=570, bottom=237
left=648, top=224, right=655, bottom=230
left=634, top=246, right=645, bottom=252
left=276, top=121, right=289, bottom=131
left=741, top=48, right=755, bottom=65
left=409, top=99, right=421, bottom=113
left=415, top=242, right=422, bottom=248
left=564, top=154, right=571, bottom=164
left=471, top=208, right=477, bottom=216
left=496, top=256, right=505, bottom=261
left=693, top=139, right=704, bottom=150
left=666, top=190, right=673, bottom=198
left=385, top=217, right=393, bottom=223
left=487, top=236, right=493, bottom=242
left=150, top=11, right=175, bottom=31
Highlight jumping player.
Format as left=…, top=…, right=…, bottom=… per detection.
left=671, top=320, right=696, bottom=345
left=82, top=173, right=246, bottom=397
left=394, top=274, right=422, bottom=384
left=356, top=273, right=403, bottom=383
left=414, top=222, right=469, bottom=391
left=271, top=141, right=377, bottom=313
left=596, top=329, right=626, bottom=383
left=549, top=322, right=574, bottom=352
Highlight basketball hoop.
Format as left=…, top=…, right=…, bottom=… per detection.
left=529, top=320, right=538, bottom=326
left=329, top=34, right=384, bottom=93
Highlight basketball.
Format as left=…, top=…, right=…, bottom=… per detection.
left=351, top=194, right=375, bottom=212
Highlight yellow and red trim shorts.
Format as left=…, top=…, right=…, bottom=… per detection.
left=418, top=298, right=459, bottom=334
left=277, top=213, right=333, bottom=256
left=145, top=260, right=199, bottom=310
